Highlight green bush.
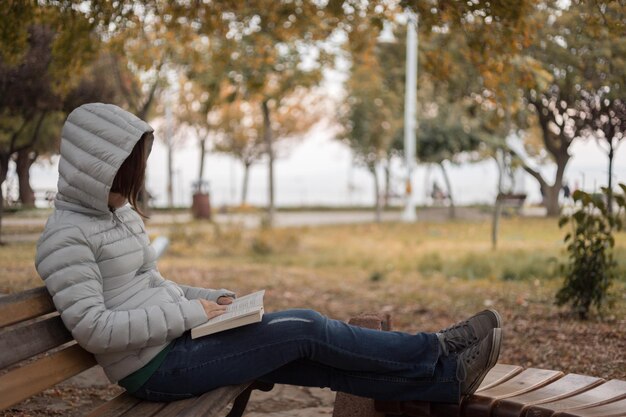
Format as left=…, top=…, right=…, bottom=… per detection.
left=557, top=185, right=626, bottom=319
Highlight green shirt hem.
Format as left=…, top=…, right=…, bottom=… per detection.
left=118, top=343, right=173, bottom=394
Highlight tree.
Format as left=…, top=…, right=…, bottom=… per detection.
left=507, top=1, right=626, bottom=216
left=215, top=89, right=321, bottom=206
left=416, top=115, right=483, bottom=219
left=569, top=0, right=626, bottom=214
left=341, top=57, right=401, bottom=221
left=0, top=24, right=72, bottom=241
left=0, top=1, right=141, bottom=241
left=174, top=35, right=236, bottom=203
left=215, top=99, right=266, bottom=206
left=579, top=91, right=625, bottom=213
left=183, top=1, right=356, bottom=225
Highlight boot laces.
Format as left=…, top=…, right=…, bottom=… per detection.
left=441, top=322, right=478, bottom=352
left=463, top=342, right=481, bottom=364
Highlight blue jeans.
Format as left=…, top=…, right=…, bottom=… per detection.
left=131, top=309, right=460, bottom=403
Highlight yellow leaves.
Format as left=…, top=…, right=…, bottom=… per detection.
left=0, top=1, right=35, bottom=64
left=522, top=113, right=548, bottom=159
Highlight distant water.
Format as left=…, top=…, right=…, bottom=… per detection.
left=15, top=128, right=626, bottom=209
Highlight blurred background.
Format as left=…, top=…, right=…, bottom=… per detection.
left=1, top=2, right=625, bottom=415
left=1, top=1, right=624, bottom=218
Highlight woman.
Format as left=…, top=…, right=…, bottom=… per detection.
left=36, top=103, right=502, bottom=404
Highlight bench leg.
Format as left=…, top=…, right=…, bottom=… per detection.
left=226, top=381, right=274, bottom=417
left=332, top=314, right=389, bottom=417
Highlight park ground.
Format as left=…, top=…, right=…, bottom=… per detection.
left=0, top=208, right=624, bottom=416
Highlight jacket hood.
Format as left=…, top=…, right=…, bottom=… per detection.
left=55, top=103, right=154, bottom=215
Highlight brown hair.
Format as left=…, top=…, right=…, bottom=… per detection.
left=110, top=132, right=152, bottom=217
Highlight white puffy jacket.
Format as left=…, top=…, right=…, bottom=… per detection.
left=35, top=103, right=234, bottom=382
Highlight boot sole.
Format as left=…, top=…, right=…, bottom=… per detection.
left=465, top=328, right=502, bottom=395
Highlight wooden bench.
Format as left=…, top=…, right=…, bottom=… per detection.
left=2, top=296, right=623, bottom=417
left=0, top=286, right=274, bottom=416
left=373, top=363, right=625, bottom=417
left=375, top=363, right=626, bottom=416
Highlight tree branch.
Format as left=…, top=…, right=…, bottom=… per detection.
left=506, top=146, right=548, bottom=189
left=592, top=0, right=610, bottom=27
left=137, top=56, right=167, bottom=119
left=13, top=112, right=46, bottom=154
left=111, top=54, right=138, bottom=111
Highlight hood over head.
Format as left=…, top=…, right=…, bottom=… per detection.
left=55, top=103, right=154, bottom=215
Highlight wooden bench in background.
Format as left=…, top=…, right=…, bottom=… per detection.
left=0, top=286, right=274, bottom=417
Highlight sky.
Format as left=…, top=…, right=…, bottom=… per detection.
left=26, top=124, right=626, bottom=210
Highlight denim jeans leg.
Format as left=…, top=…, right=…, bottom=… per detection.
left=132, top=309, right=459, bottom=403
left=259, top=354, right=460, bottom=402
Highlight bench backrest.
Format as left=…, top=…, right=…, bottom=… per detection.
left=0, top=237, right=171, bottom=411
left=0, top=286, right=97, bottom=410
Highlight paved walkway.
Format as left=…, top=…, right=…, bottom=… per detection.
left=1, top=207, right=498, bottom=243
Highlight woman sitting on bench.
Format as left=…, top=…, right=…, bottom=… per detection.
left=35, top=103, right=503, bottom=404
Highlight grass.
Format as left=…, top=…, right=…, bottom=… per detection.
left=158, top=217, right=625, bottom=317
left=1, top=215, right=624, bottom=380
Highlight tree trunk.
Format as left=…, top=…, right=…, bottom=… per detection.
left=15, top=112, right=46, bottom=209
left=492, top=149, right=505, bottom=250
left=15, top=148, right=36, bottom=208
left=0, top=153, right=11, bottom=244
left=241, top=161, right=251, bottom=206
left=198, top=137, right=206, bottom=188
left=543, top=185, right=560, bottom=217
left=167, top=141, right=174, bottom=208
left=607, top=140, right=614, bottom=215
left=195, top=135, right=208, bottom=197
left=261, top=100, right=275, bottom=227
left=514, top=150, right=568, bottom=217
left=384, top=157, right=391, bottom=209
left=439, top=161, right=455, bottom=219
left=370, top=164, right=382, bottom=223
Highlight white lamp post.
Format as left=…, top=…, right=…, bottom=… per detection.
left=402, top=10, right=418, bottom=222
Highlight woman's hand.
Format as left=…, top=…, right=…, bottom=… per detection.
left=216, top=296, right=234, bottom=305
left=199, top=299, right=228, bottom=320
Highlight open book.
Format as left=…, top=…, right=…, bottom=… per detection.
left=191, top=290, right=265, bottom=339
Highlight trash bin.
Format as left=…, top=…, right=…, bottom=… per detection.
left=191, top=180, right=211, bottom=220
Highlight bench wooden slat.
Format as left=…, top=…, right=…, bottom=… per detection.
left=0, top=343, right=97, bottom=410
left=0, top=287, right=55, bottom=328
left=87, top=393, right=142, bottom=417
left=491, top=374, right=605, bottom=417
left=427, top=366, right=531, bottom=417
left=553, top=397, right=626, bottom=417
left=462, top=368, right=564, bottom=416
left=149, top=397, right=204, bottom=417
left=476, top=364, right=524, bottom=393
left=176, top=384, right=253, bottom=417
left=374, top=364, right=526, bottom=417
left=87, top=384, right=254, bottom=417
left=118, top=400, right=168, bottom=417
left=525, top=380, right=626, bottom=417
left=0, top=315, right=72, bottom=369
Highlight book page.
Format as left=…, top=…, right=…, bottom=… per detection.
left=207, top=290, right=265, bottom=325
